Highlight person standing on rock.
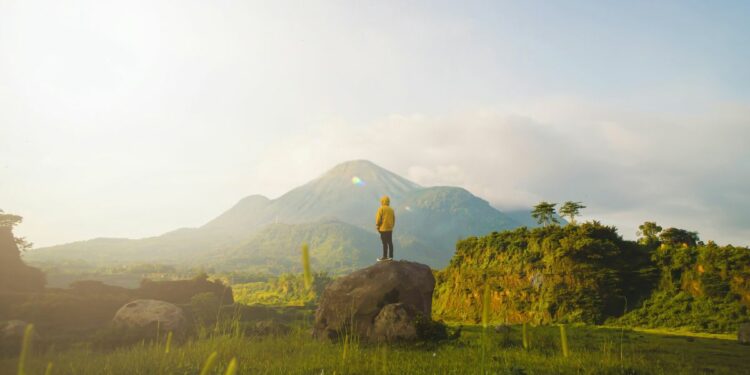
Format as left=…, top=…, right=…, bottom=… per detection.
left=376, top=195, right=395, bottom=261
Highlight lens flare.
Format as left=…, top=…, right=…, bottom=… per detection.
left=351, top=176, right=365, bottom=186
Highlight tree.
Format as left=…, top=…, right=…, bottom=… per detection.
left=559, top=201, right=586, bottom=225
left=0, top=209, right=44, bottom=291
left=636, top=221, right=662, bottom=246
left=0, top=209, right=32, bottom=251
left=531, top=201, right=559, bottom=227
left=658, top=227, right=700, bottom=248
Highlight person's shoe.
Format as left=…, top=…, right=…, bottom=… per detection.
left=387, top=257, right=394, bottom=261
left=377, top=257, right=388, bottom=262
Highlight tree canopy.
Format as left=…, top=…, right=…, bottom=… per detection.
left=531, top=201, right=559, bottom=227
left=659, top=227, right=701, bottom=248
left=637, top=221, right=663, bottom=246
left=559, top=201, right=586, bottom=224
left=0, top=209, right=32, bottom=251
left=0, top=209, right=23, bottom=228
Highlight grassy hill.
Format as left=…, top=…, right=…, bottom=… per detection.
left=433, top=222, right=750, bottom=332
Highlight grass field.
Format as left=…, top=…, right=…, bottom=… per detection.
left=2, top=324, right=748, bottom=375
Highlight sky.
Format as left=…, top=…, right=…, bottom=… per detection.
left=1, top=1, right=749, bottom=247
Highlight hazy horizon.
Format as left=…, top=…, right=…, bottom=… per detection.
left=2, top=1, right=749, bottom=247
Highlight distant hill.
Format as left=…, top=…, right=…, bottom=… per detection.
left=27, top=160, right=528, bottom=273
left=213, top=220, right=386, bottom=274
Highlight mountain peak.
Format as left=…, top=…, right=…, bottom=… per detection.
left=319, top=160, right=420, bottom=191
left=325, top=159, right=392, bottom=176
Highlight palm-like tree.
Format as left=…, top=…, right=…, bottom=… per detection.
left=559, top=201, right=586, bottom=225
left=531, top=201, right=558, bottom=227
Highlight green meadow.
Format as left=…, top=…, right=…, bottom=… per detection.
left=3, top=323, right=748, bottom=375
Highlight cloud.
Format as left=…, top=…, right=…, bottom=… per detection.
left=256, top=100, right=750, bottom=245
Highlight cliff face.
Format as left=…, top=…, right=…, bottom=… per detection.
left=0, top=226, right=45, bottom=292
left=433, top=223, right=654, bottom=325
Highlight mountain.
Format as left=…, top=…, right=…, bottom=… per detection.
left=27, top=160, right=525, bottom=272
left=203, top=160, right=420, bottom=232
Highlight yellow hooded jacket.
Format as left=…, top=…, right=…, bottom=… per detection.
left=376, top=196, right=395, bottom=232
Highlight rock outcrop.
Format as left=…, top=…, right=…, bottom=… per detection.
left=113, top=299, right=186, bottom=332
left=313, top=260, right=434, bottom=342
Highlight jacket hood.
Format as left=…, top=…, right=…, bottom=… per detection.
left=380, top=196, right=390, bottom=206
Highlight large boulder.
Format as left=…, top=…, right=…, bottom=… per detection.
left=313, top=260, right=434, bottom=342
left=113, top=299, right=186, bottom=332
left=740, top=322, right=750, bottom=345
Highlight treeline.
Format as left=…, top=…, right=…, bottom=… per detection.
left=615, top=223, right=750, bottom=331
left=433, top=202, right=750, bottom=332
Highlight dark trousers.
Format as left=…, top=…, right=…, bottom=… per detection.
left=379, top=231, right=394, bottom=258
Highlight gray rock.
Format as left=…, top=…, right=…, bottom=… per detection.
left=113, top=299, right=186, bottom=332
left=313, top=260, right=434, bottom=342
left=739, top=322, right=750, bottom=345
left=373, top=303, right=418, bottom=342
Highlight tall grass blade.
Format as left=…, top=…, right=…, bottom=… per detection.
left=156, top=320, right=160, bottom=347
left=522, top=323, right=529, bottom=350
left=165, top=331, right=173, bottom=354
left=481, top=283, right=491, bottom=328
left=199, top=351, right=219, bottom=375
left=44, top=362, right=53, bottom=375
left=302, top=243, right=312, bottom=291
left=224, top=357, right=238, bottom=375
left=559, top=324, right=569, bottom=358
left=17, top=323, right=34, bottom=375
left=380, top=344, right=387, bottom=374
left=341, top=334, right=349, bottom=362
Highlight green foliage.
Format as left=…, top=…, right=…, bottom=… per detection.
left=435, top=219, right=749, bottom=333
left=636, top=221, right=662, bottom=246
left=659, top=227, right=701, bottom=247
left=614, top=291, right=748, bottom=332
left=615, top=240, right=750, bottom=332
left=434, top=222, right=647, bottom=325
left=232, top=273, right=332, bottom=306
